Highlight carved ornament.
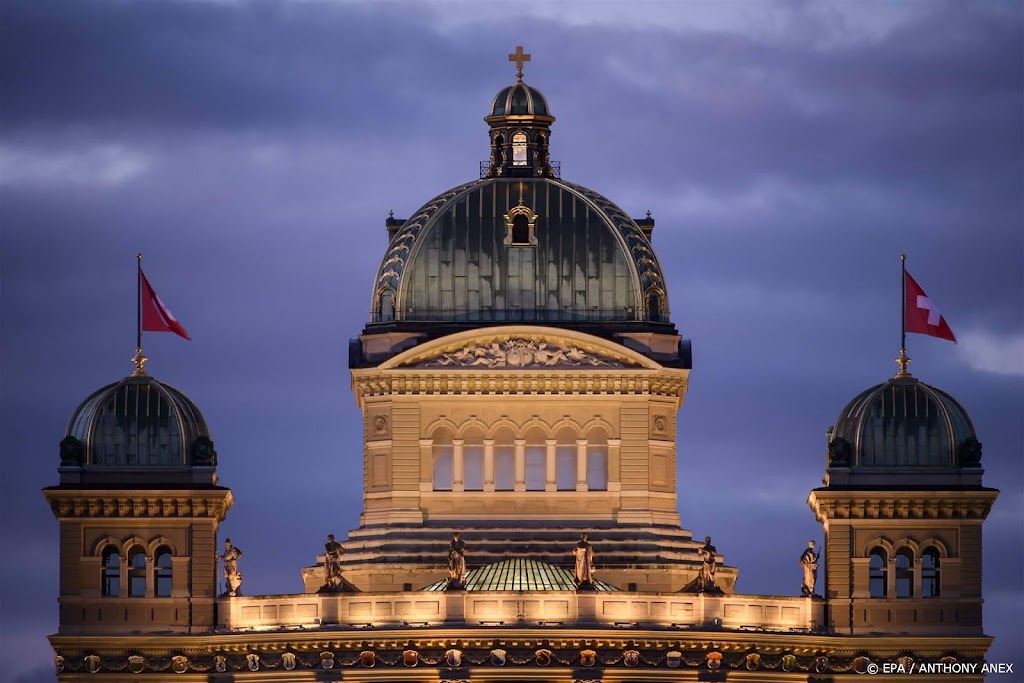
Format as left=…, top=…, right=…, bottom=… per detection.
left=414, top=338, right=629, bottom=369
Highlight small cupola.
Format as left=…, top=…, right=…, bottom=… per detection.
left=483, top=46, right=556, bottom=179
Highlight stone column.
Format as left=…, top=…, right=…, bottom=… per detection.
left=576, top=439, right=588, bottom=492
left=483, top=439, right=495, bottom=492
left=545, top=438, right=557, bottom=492
left=452, top=439, right=464, bottom=492
left=514, top=438, right=526, bottom=492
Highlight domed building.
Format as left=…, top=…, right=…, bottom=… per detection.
left=45, top=49, right=998, bottom=680
left=45, top=366, right=232, bottom=633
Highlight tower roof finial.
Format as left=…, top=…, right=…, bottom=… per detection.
left=508, top=45, right=531, bottom=83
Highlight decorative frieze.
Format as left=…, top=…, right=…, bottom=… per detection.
left=808, top=493, right=996, bottom=523
left=353, top=372, right=687, bottom=400
left=47, top=493, right=232, bottom=520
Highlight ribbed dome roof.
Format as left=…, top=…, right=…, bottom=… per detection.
left=490, top=82, right=550, bottom=117
left=371, top=178, right=668, bottom=325
left=828, top=376, right=980, bottom=469
left=423, top=558, right=618, bottom=592
left=62, top=375, right=213, bottom=468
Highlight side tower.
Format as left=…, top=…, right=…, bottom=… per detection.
left=808, top=368, right=998, bottom=635
left=44, top=365, right=232, bottom=634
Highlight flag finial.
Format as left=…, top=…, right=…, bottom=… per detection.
left=895, top=347, right=912, bottom=378
left=131, top=346, right=149, bottom=376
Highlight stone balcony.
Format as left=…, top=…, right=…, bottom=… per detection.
left=217, top=590, right=821, bottom=633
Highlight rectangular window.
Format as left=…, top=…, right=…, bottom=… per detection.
left=463, top=446, right=484, bottom=491
left=494, top=447, right=515, bottom=490
left=525, top=446, right=545, bottom=491
left=556, top=446, right=576, bottom=490
left=587, top=446, right=608, bottom=490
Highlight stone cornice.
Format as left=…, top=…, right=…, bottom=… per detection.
left=806, top=489, right=997, bottom=524
left=352, top=369, right=688, bottom=405
left=44, top=488, right=233, bottom=521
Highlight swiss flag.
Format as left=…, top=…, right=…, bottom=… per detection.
left=904, top=271, right=956, bottom=343
left=140, top=269, right=191, bottom=340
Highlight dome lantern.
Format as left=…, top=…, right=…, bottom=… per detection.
left=483, top=46, right=556, bottom=179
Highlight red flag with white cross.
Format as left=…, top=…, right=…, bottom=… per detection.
left=904, top=271, right=956, bottom=343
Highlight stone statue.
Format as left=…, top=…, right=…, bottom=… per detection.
left=697, top=536, right=718, bottom=592
left=217, top=538, right=243, bottom=597
left=573, top=533, right=596, bottom=589
left=800, top=540, right=820, bottom=597
left=322, top=534, right=343, bottom=590
left=446, top=532, right=467, bottom=589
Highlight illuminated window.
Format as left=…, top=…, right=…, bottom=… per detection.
left=493, top=426, right=516, bottom=491
left=869, top=548, right=887, bottom=598
left=895, top=549, right=914, bottom=598
left=432, top=428, right=454, bottom=491
left=463, top=430, right=484, bottom=491
left=555, top=427, right=577, bottom=491
left=586, top=428, right=609, bottom=491
left=128, top=548, right=147, bottom=597
left=101, top=547, right=120, bottom=597
left=512, top=132, right=528, bottom=166
left=154, top=547, right=173, bottom=597
left=921, top=548, right=940, bottom=597
left=524, top=427, right=546, bottom=491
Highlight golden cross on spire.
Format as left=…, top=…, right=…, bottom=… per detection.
left=508, top=45, right=531, bottom=82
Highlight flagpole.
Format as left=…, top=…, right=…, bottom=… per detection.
left=896, top=254, right=910, bottom=378
left=132, top=253, right=148, bottom=376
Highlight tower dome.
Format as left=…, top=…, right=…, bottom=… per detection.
left=827, top=375, right=980, bottom=469
left=490, top=82, right=550, bottom=117
left=61, top=374, right=214, bottom=469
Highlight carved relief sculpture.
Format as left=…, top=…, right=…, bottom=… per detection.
left=419, top=339, right=624, bottom=369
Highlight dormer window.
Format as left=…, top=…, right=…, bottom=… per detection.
left=512, top=132, right=528, bottom=166
left=504, top=203, right=538, bottom=246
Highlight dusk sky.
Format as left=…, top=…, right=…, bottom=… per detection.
left=2, top=1, right=1022, bottom=679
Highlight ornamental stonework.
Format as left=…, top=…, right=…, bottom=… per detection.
left=412, top=338, right=632, bottom=369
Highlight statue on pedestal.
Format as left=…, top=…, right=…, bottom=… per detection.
left=697, top=536, right=718, bottom=592
left=217, top=538, right=243, bottom=597
left=321, top=534, right=344, bottom=592
left=446, top=532, right=467, bottom=590
left=800, top=540, right=820, bottom=597
left=573, top=533, right=596, bottom=590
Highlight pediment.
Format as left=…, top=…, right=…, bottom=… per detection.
left=380, top=326, right=660, bottom=371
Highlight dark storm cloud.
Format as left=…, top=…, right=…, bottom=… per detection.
left=2, top=0, right=1022, bottom=677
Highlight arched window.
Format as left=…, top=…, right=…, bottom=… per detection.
left=512, top=132, right=528, bottom=166
left=536, top=133, right=548, bottom=166
left=378, top=288, right=395, bottom=322
left=895, top=549, right=914, bottom=598
left=524, top=426, right=546, bottom=491
left=431, top=428, right=454, bottom=491
left=646, top=290, right=663, bottom=322
left=586, top=428, right=609, bottom=491
left=101, top=547, right=120, bottom=597
left=463, top=428, right=485, bottom=491
left=921, top=547, right=940, bottom=597
left=154, top=546, right=173, bottom=597
left=868, top=548, right=887, bottom=598
left=128, top=548, right=147, bottom=597
left=555, top=427, right=577, bottom=491
left=493, top=426, right=516, bottom=491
